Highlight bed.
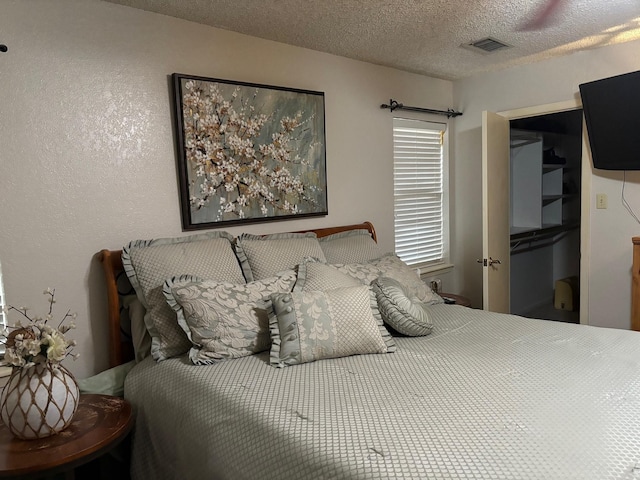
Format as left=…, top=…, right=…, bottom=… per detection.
left=99, top=223, right=640, bottom=479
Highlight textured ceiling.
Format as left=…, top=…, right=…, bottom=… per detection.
left=102, top=0, right=640, bottom=80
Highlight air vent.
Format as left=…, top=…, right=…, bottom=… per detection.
left=463, top=37, right=512, bottom=54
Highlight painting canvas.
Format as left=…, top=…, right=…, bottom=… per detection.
left=172, top=73, right=328, bottom=230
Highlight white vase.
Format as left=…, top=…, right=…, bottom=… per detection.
left=0, top=363, right=79, bottom=439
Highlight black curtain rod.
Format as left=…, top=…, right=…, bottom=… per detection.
left=380, top=99, right=462, bottom=118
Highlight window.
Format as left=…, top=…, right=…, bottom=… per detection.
left=393, top=118, right=448, bottom=270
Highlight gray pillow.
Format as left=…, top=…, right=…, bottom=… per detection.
left=303, top=254, right=443, bottom=305
left=122, top=295, right=151, bottom=363
left=164, top=271, right=297, bottom=365
left=268, top=285, right=396, bottom=368
left=318, top=229, right=383, bottom=264
left=122, top=231, right=245, bottom=361
left=235, top=232, right=326, bottom=282
left=371, top=277, right=434, bottom=336
left=294, top=260, right=362, bottom=292
left=369, top=254, right=444, bottom=305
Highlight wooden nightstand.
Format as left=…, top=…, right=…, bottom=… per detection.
left=0, top=394, right=133, bottom=479
left=440, top=292, right=472, bottom=307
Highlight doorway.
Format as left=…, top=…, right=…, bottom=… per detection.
left=481, top=99, right=590, bottom=324
left=509, top=110, right=583, bottom=323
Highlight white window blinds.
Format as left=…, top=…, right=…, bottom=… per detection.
left=393, top=118, right=446, bottom=267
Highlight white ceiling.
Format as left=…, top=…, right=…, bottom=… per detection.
left=103, top=0, right=640, bottom=80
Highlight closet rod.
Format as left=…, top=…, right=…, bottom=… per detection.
left=510, top=223, right=579, bottom=245
left=380, top=99, right=463, bottom=118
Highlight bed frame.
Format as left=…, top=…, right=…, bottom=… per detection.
left=98, top=221, right=377, bottom=368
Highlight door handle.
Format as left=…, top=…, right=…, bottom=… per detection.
left=477, top=258, right=502, bottom=267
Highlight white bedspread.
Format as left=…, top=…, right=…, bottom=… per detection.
left=125, top=305, right=640, bottom=479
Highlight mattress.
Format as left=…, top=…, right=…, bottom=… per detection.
left=124, top=305, right=640, bottom=479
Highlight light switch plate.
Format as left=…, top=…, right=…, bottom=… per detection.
left=596, top=193, right=608, bottom=209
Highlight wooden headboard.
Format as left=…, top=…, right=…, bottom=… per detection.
left=98, top=221, right=377, bottom=368
left=632, top=237, right=640, bottom=332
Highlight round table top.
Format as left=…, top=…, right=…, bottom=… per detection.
left=0, top=393, right=133, bottom=478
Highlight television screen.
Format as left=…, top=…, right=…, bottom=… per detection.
left=579, top=70, right=640, bottom=170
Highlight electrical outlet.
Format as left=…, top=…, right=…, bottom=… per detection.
left=596, top=193, right=608, bottom=209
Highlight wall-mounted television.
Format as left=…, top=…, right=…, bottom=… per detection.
left=579, top=70, right=640, bottom=170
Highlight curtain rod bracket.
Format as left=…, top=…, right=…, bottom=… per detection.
left=380, top=98, right=462, bottom=118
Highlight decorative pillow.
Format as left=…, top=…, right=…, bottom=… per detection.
left=371, top=277, right=434, bottom=336
left=122, top=231, right=245, bottom=361
left=268, top=285, right=396, bottom=367
left=235, top=232, right=327, bottom=282
left=370, top=254, right=444, bottom=305
left=319, top=254, right=444, bottom=305
left=164, top=271, right=297, bottom=365
left=318, top=229, right=383, bottom=264
left=294, top=261, right=362, bottom=292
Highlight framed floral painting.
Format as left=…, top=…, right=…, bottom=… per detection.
left=172, top=73, right=328, bottom=230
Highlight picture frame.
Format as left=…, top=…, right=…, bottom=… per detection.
left=172, top=73, right=328, bottom=230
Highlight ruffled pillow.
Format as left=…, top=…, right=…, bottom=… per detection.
left=294, top=260, right=362, bottom=292
left=318, top=229, right=383, bottom=264
left=163, top=271, right=297, bottom=365
left=268, top=285, right=396, bottom=367
left=234, top=232, right=326, bottom=282
left=302, top=254, right=444, bottom=305
left=371, top=276, right=434, bottom=336
left=122, top=231, right=245, bottom=361
left=369, top=254, right=444, bottom=305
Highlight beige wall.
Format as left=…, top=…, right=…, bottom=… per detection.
left=452, top=39, right=640, bottom=329
left=0, top=0, right=453, bottom=377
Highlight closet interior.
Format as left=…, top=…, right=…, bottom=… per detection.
left=509, top=109, right=583, bottom=323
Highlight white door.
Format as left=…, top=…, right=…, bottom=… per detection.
left=481, top=111, right=510, bottom=313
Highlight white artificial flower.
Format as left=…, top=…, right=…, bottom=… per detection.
left=44, top=331, right=67, bottom=363
left=4, top=348, right=25, bottom=367
left=23, top=338, right=42, bottom=357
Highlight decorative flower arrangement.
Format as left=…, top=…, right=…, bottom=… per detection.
left=1, top=288, right=79, bottom=368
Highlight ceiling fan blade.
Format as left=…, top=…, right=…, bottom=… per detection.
left=517, top=0, right=567, bottom=31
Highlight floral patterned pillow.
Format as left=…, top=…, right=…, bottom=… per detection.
left=370, top=254, right=444, bottom=305
left=268, top=285, right=396, bottom=367
left=163, top=271, right=297, bottom=365
left=322, top=254, right=444, bottom=305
